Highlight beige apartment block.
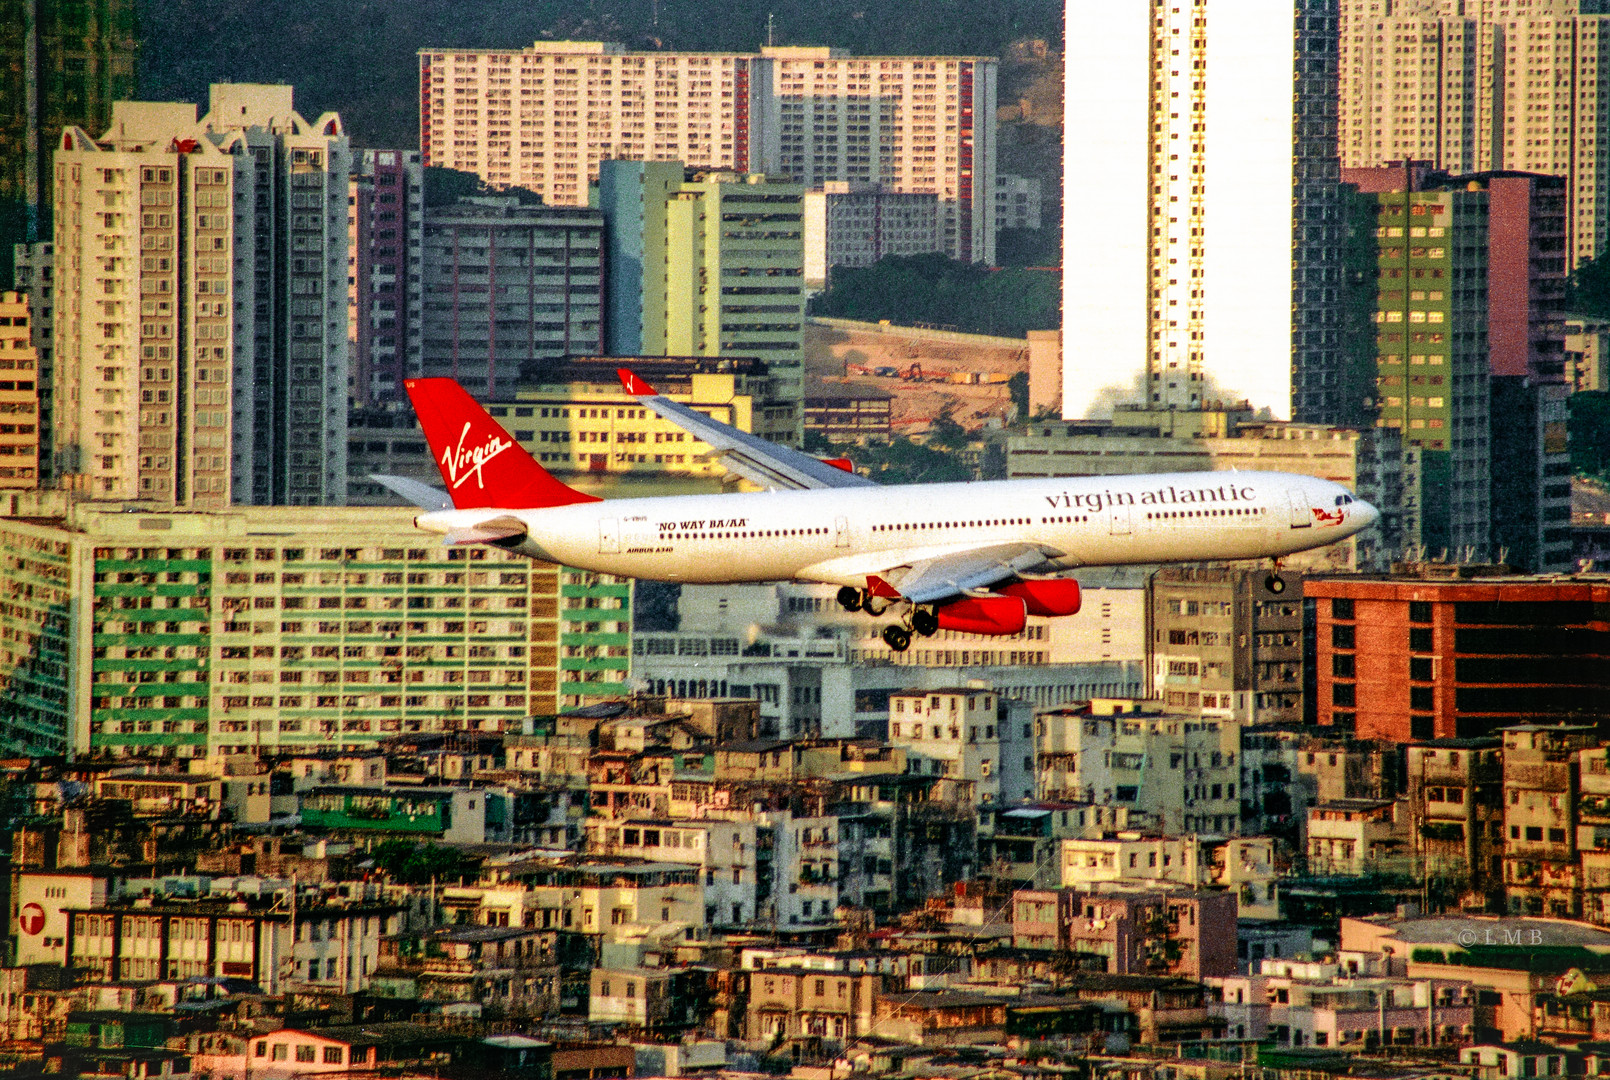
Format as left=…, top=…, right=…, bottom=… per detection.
left=54, top=102, right=238, bottom=505
left=53, top=86, right=351, bottom=507
left=417, top=42, right=996, bottom=263
left=1035, top=700, right=1242, bottom=835
left=1338, top=1, right=1610, bottom=265
left=0, top=293, right=40, bottom=487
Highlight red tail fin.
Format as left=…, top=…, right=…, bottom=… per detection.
left=404, top=378, right=600, bottom=509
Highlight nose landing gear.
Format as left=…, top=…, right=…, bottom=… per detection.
left=1265, top=558, right=1286, bottom=594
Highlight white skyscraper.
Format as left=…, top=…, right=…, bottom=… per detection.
left=1063, top=0, right=1307, bottom=419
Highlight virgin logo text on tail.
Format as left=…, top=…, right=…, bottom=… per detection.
left=441, top=422, right=512, bottom=490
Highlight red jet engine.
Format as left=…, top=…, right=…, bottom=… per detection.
left=936, top=595, right=1028, bottom=636
left=993, top=578, right=1082, bottom=617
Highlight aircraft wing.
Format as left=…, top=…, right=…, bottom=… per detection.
left=618, top=368, right=878, bottom=491
left=867, top=542, right=1061, bottom=605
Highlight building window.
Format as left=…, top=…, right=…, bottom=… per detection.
left=1333, top=683, right=1356, bottom=707
left=1331, top=625, right=1355, bottom=649
left=1409, top=601, right=1432, bottom=623
left=1410, top=686, right=1434, bottom=711
left=1332, top=598, right=1354, bottom=620
left=296, top=1046, right=316, bottom=1063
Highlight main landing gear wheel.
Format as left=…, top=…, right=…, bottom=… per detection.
left=1265, top=575, right=1286, bottom=594
left=836, top=586, right=862, bottom=612
left=882, top=624, right=912, bottom=652
left=911, top=607, right=939, bottom=637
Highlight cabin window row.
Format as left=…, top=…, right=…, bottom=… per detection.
left=873, top=518, right=1031, bottom=532
left=1145, top=508, right=1264, bottom=520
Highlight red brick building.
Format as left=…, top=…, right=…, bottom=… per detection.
left=1307, top=571, right=1610, bottom=742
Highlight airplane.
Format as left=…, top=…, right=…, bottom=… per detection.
left=375, top=372, right=1380, bottom=653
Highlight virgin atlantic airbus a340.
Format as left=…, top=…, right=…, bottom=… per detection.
left=373, top=373, right=1377, bottom=652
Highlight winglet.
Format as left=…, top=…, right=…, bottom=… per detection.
left=617, top=368, right=658, bottom=397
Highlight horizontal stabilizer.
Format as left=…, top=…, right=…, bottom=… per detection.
left=370, top=474, right=452, bottom=511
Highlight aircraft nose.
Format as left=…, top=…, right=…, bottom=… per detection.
left=1354, top=499, right=1380, bottom=529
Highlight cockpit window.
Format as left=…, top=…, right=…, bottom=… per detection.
left=1334, top=495, right=1354, bottom=506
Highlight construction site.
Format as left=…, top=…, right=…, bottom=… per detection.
left=804, top=317, right=1033, bottom=437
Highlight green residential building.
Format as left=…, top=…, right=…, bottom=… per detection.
left=0, top=497, right=631, bottom=759
left=596, top=161, right=805, bottom=440
left=1349, top=167, right=1572, bottom=569
left=1364, top=185, right=1482, bottom=560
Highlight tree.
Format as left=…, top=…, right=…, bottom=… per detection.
left=368, top=839, right=475, bottom=884
left=811, top=254, right=1059, bottom=338
left=1568, top=253, right=1610, bottom=319
left=1008, top=371, right=1030, bottom=418
left=829, top=437, right=973, bottom=485
left=1569, top=391, right=1610, bottom=479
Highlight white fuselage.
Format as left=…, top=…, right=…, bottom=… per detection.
left=417, top=470, right=1378, bottom=589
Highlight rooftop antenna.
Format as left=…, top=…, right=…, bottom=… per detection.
left=766, top=13, right=775, bottom=47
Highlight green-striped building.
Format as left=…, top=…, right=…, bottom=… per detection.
left=0, top=499, right=631, bottom=759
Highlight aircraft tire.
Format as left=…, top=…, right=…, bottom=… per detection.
left=836, top=586, right=862, bottom=612
left=1265, top=574, right=1286, bottom=594
left=882, top=625, right=912, bottom=652
left=911, top=608, right=939, bottom=636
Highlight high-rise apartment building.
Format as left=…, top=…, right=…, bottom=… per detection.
left=758, top=47, right=994, bottom=264
left=1337, top=1, right=1610, bottom=266
left=11, top=242, right=54, bottom=475
left=1347, top=165, right=1571, bottom=569
left=0, top=497, right=632, bottom=759
left=597, top=162, right=805, bottom=414
left=802, top=184, right=941, bottom=290
left=0, top=0, right=139, bottom=286
left=1064, top=0, right=1338, bottom=419
left=0, top=292, right=40, bottom=486
left=52, top=85, right=351, bottom=507
left=420, top=196, right=603, bottom=396
left=348, top=149, right=423, bottom=407
left=417, top=42, right=996, bottom=264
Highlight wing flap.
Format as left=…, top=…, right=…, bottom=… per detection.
left=871, top=543, right=1061, bottom=605
left=619, top=369, right=877, bottom=490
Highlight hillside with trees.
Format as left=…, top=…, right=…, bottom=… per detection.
left=136, top=0, right=1063, bottom=150
left=809, top=253, right=1059, bottom=338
